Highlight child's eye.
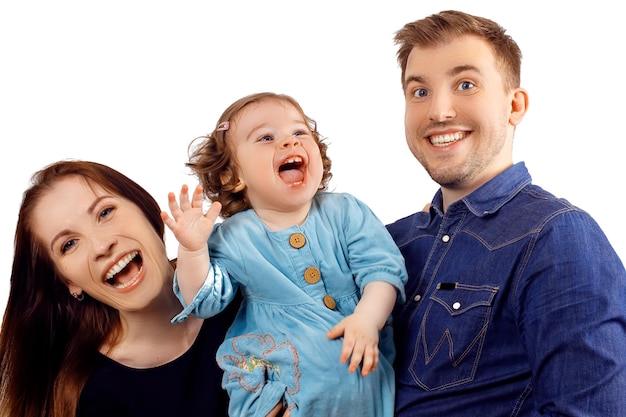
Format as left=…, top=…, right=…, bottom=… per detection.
left=259, top=135, right=273, bottom=142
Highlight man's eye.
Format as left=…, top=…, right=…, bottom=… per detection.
left=61, top=239, right=77, bottom=254
left=458, top=81, right=474, bottom=91
left=413, top=88, right=428, bottom=98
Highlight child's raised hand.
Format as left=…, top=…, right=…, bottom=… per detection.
left=326, top=312, right=380, bottom=376
left=161, top=184, right=222, bottom=252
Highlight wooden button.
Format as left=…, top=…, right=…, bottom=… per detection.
left=323, top=295, right=336, bottom=310
left=304, top=267, right=321, bottom=284
left=289, top=233, right=306, bottom=249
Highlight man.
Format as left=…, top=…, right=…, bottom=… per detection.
left=388, top=10, right=626, bottom=416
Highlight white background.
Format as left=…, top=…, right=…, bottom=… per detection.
left=1, top=1, right=624, bottom=317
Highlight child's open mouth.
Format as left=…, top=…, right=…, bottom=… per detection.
left=278, top=156, right=305, bottom=185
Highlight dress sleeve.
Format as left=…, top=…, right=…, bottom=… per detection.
left=171, top=261, right=237, bottom=323
left=341, top=193, right=408, bottom=303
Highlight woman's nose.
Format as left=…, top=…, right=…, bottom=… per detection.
left=92, top=235, right=117, bottom=260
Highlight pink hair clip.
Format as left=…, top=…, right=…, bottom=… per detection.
left=216, top=121, right=230, bottom=132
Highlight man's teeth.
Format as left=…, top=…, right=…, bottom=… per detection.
left=430, top=132, right=466, bottom=146
left=105, top=251, right=138, bottom=281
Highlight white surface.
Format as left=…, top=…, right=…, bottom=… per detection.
left=1, top=1, right=624, bottom=318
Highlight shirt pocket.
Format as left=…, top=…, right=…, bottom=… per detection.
left=409, top=282, right=498, bottom=390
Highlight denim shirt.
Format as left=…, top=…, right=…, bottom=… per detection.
left=388, top=162, right=626, bottom=416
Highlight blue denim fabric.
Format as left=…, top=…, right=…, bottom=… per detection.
left=172, top=192, right=407, bottom=417
left=388, top=163, right=626, bottom=416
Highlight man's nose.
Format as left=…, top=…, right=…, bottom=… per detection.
left=428, top=92, right=456, bottom=122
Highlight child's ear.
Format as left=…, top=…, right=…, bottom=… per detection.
left=233, top=179, right=245, bottom=193
left=220, top=171, right=245, bottom=193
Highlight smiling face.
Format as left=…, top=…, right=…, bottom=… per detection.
left=228, top=97, right=324, bottom=226
left=31, top=176, right=173, bottom=312
left=403, top=35, right=527, bottom=205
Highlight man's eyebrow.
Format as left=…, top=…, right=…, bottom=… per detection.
left=448, top=64, right=480, bottom=77
left=405, top=65, right=481, bottom=86
left=404, top=75, right=425, bottom=85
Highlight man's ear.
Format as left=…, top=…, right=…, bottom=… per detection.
left=509, top=87, right=529, bottom=126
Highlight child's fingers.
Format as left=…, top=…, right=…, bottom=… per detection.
left=359, top=344, right=379, bottom=376
left=166, top=191, right=182, bottom=215
left=178, top=184, right=191, bottom=209
left=326, top=322, right=344, bottom=341
left=191, top=184, right=204, bottom=208
left=347, top=341, right=364, bottom=373
left=205, top=201, right=222, bottom=221
left=160, top=211, right=175, bottom=231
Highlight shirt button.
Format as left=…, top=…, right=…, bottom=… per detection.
left=413, top=294, right=422, bottom=302
left=304, top=267, right=321, bottom=284
left=452, top=302, right=461, bottom=310
left=323, top=295, right=337, bottom=310
left=442, top=235, right=450, bottom=243
left=289, top=233, right=307, bottom=249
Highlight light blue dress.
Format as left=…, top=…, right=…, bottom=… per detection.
left=172, top=192, right=407, bottom=417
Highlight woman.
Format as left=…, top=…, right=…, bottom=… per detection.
left=0, top=160, right=239, bottom=417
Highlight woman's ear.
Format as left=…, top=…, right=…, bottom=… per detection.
left=67, top=282, right=83, bottom=298
left=509, top=87, right=529, bottom=126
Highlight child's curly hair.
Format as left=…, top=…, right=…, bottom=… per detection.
left=187, top=92, right=333, bottom=219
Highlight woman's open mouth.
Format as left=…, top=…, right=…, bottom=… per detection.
left=104, top=251, right=143, bottom=289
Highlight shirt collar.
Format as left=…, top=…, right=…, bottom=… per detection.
left=432, top=162, right=532, bottom=217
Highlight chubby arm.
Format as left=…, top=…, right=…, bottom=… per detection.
left=326, top=281, right=398, bottom=376
left=161, top=184, right=222, bottom=305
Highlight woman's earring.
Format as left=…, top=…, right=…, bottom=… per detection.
left=72, top=292, right=84, bottom=301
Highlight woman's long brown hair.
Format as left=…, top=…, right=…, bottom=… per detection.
left=0, top=160, right=165, bottom=417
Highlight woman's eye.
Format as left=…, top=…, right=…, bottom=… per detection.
left=413, top=88, right=428, bottom=98
left=61, top=239, right=77, bottom=254
left=99, top=206, right=113, bottom=220
left=458, top=81, right=475, bottom=91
